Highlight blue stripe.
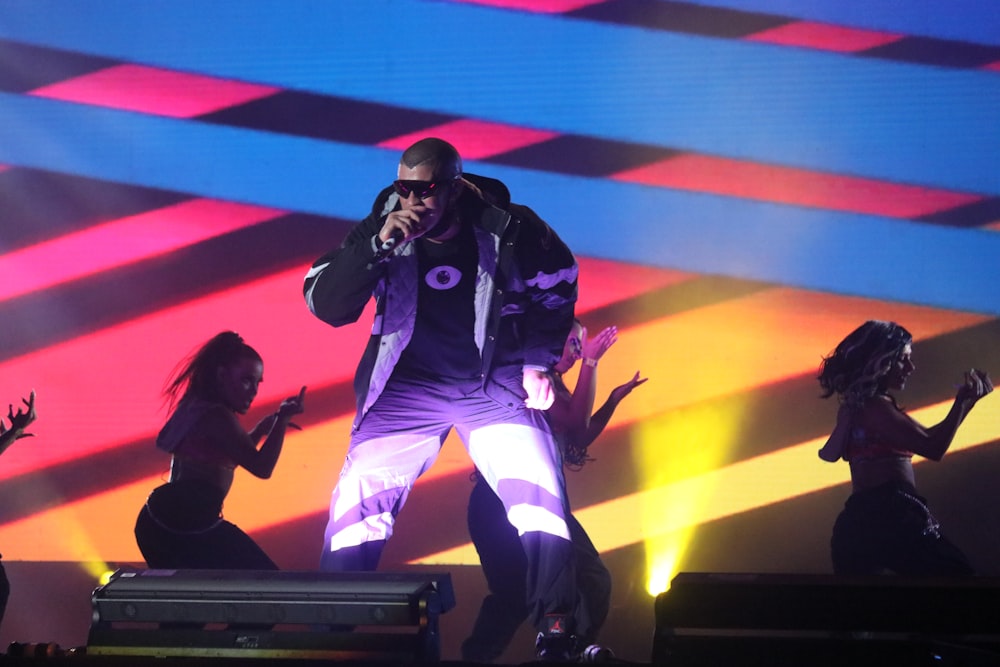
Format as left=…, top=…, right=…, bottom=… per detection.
left=3, top=93, right=998, bottom=316
left=0, top=93, right=396, bottom=216
left=2, top=0, right=998, bottom=195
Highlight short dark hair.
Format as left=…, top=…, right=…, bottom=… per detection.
left=400, top=137, right=462, bottom=181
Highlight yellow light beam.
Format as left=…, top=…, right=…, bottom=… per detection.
left=410, top=398, right=998, bottom=569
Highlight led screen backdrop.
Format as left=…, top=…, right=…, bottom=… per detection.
left=1, top=0, right=1000, bottom=659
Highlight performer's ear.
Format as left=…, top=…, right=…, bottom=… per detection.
left=449, top=178, right=467, bottom=206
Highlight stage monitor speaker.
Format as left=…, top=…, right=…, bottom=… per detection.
left=88, top=567, right=455, bottom=661
left=652, top=572, right=1000, bottom=666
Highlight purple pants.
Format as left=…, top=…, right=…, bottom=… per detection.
left=320, top=373, right=577, bottom=633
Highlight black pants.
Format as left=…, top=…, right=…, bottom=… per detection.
left=135, top=481, right=278, bottom=570
left=831, top=481, right=974, bottom=576
left=462, top=476, right=611, bottom=662
left=0, top=556, right=8, bottom=630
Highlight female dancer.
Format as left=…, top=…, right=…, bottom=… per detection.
left=1, top=390, right=36, bottom=627
left=462, top=321, right=646, bottom=662
left=817, top=320, right=991, bottom=575
left=135, top=331, right=305, bottom=569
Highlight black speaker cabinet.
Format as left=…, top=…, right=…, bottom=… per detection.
left=88, top=568, right=455, bottom=661
left=652, top=572, right=1000, bottom=666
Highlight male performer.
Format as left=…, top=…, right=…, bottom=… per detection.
left=304, top=137, right=581, bottom=659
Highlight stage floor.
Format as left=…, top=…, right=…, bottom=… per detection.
left=4, top=563, right=1000, bottom=666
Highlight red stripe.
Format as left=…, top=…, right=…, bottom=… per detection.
left=612, top=155, right=983, bottom=219
left=746, top=21, right=903, bottom=53
left=0, top=267, right=363, bottom=481
left=578, top=256, right=693, bottom=310
left=29, top=64, right=281, bottom=118
left=377, top=119, right=558, bottom=160
left=0, top=199, right=286, bottom=303
left=0, top=256, right=680, bottom=481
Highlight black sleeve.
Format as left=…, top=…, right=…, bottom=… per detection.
left=509, top=203, right=578, bottom=369
left=303, top=185, right=396, bottom=327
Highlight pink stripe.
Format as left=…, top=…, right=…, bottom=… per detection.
left=0, top=266, right=360, bottom=481
left=30, top=64, right=281, bottom=118
left=612, top=155, right=983, bottom=219
left=443, top=0, right=606, bottom=12
left=747, top=21, right=903, bottom=53
left=377, top=119, right=558, bottom=160
left=0, top=199, right=286, bottom=302
left=0, top=254, right=673, bottom=480
left=577, top=256, right=693, bottom=310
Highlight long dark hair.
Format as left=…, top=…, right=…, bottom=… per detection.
left=818, top=320, right=912, bottom=408
left=163, top=331, right=261, bottom=411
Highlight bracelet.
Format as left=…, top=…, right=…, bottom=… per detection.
left=583, top=358, right=598, bottom=368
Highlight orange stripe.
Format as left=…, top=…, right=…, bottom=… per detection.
left=3, top=265, right=990, bottom=561
left=612, top=154, right=983, bottom=219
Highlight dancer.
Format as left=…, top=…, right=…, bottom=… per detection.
left=135, top=331, right=305, bottom=569
left=817, top=320, right=992, bottom=575
left=0, top=390, right=36, bottom=457
left=1, top=390, right=37, bottom=628
left=462, top=322, right=646, bottom=662
left=304, top=137, right=581, bottom=658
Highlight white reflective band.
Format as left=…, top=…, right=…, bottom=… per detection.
left=328, top=513, right=394, bottom=552
left=508, top=504, right=570, bottom=541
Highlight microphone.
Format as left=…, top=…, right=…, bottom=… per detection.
left=378, top=228, right=405, bottom=253
left=368, top=228, right=405, bottom=269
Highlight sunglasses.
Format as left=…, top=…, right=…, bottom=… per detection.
left=393, top=179, right=453, bottom=200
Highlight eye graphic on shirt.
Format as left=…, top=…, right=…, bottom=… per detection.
left=425, top=265, right=461, bottom=290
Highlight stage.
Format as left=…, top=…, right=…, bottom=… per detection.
left=0, top=561, right=651, bottom=665
left=3, top=564, right=1000, bottom=666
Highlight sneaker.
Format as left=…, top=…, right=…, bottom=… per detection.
left=580, top=644, right=615, bottom=663
left=535, top=614, right=578, bottom=662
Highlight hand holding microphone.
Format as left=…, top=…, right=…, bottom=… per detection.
left=369, top=206, right=443, bottom=269
left=378, top=227, right=406, bottom=253
left=378, top=206, right=430, bottom=251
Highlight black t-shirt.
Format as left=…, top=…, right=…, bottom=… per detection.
left=395, top=222, right=481, bottom=380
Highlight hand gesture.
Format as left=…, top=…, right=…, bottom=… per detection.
left=523, top=369, right=555, bottom=410
left=956, top=369, right=993, bottom=405
left=580, top=326, right=618, bottom=364
left=276, top=386, right=307, bottom=423
left=251, top=386, right=307, bottom=439
left=610, top=372, right=648, bottom=404
left=1, top=390, right=37, bottom=443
